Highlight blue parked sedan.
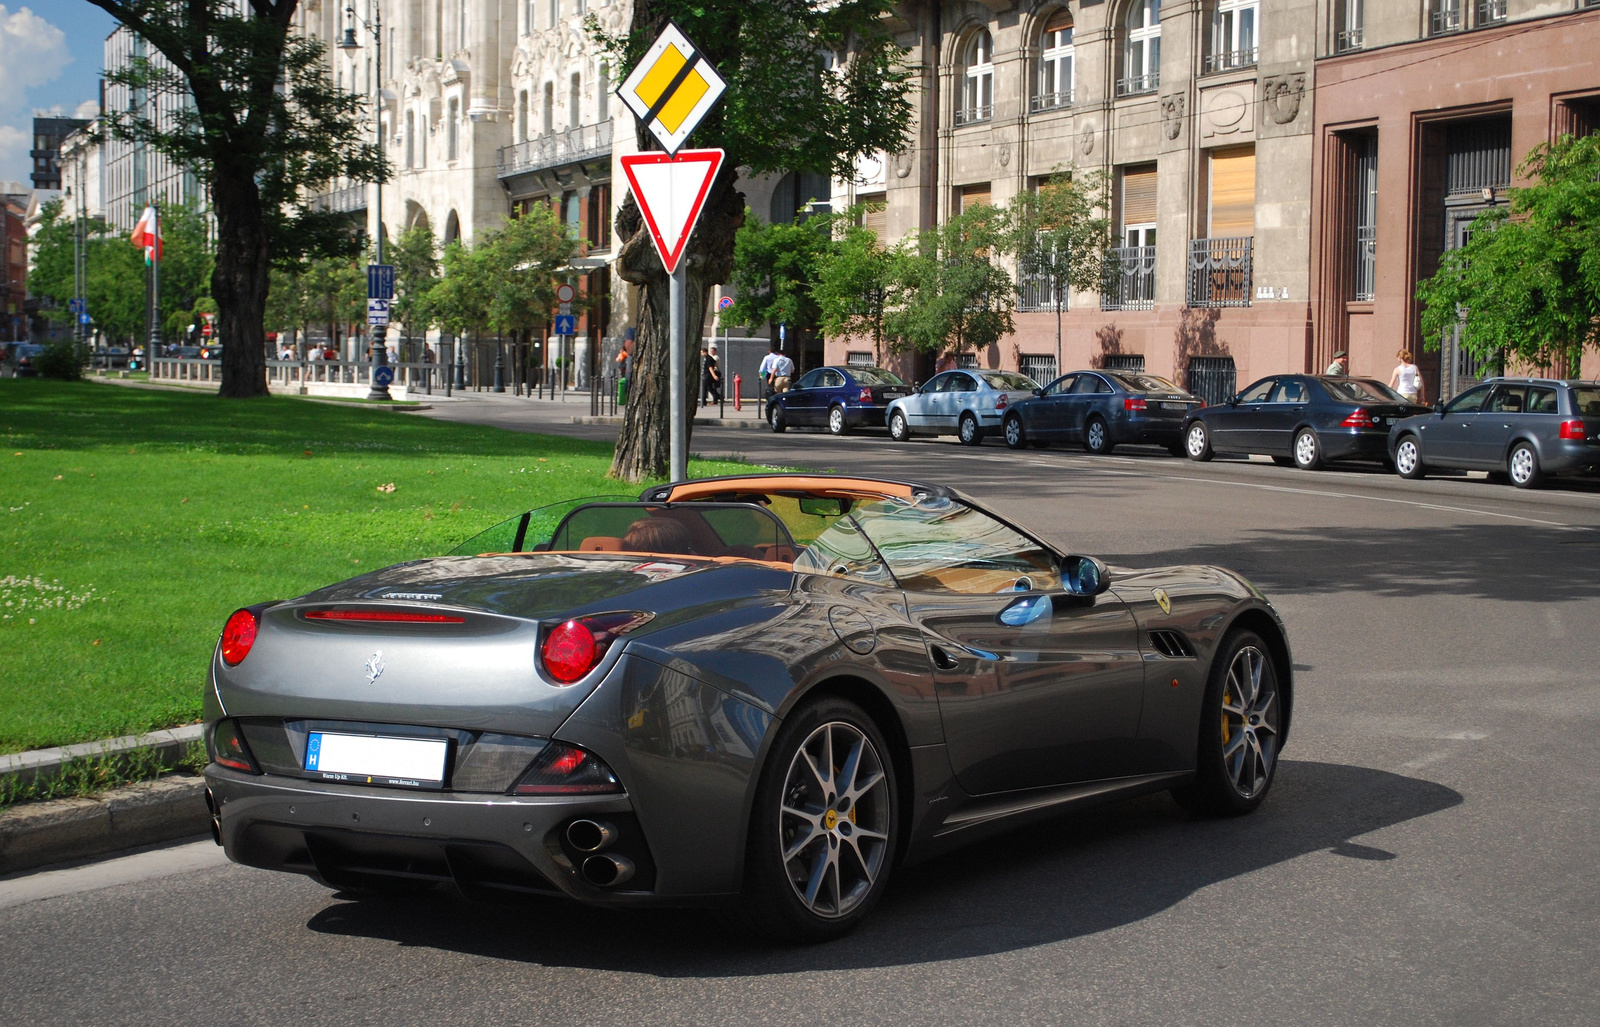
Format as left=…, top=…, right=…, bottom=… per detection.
left=766, top=366, right=914, bottom=435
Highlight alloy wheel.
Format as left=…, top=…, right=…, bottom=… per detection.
left=1220, top=646, right=1279, bottom=800
left=1294, top=430, right=1320, bottom=469
left=1004, top=417, right=1024, bottom=449
left=1186, top=422, right=1211, bottom=460
left=1086, top=420, right=1107, bottom=453
left=778, top=721, right=891, bottom=919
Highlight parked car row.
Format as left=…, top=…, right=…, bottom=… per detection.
left=764, top=365, right=1600, bottom=489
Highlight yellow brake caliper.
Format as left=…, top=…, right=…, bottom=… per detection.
left=1221, top=688, right=1233, bottom=746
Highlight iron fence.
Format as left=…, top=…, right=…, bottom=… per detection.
left=955, top=104, right=993, bottom=126
left=1187, top=356, right=1237, bottom=407
left=1030, top=90, right=1073, bottom=113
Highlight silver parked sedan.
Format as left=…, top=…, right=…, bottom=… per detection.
left=886, top=368, right=1040, bottom=446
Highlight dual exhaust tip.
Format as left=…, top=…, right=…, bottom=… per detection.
left=566, top=819, right=634, bottom=887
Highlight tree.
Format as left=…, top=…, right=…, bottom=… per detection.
left=814, top=206, right=897, bottom=366
left=88, top=0, right=384, bottom=397
left=1008, top=172, right=1111, bottom=374
left=592, top=0, right=913, bottom=480
left=481, top=204, right=575, bottom=347
left=388, top=225, right=440, bottom=361
left=723, top=211, right=835, bottom=364
left=1417, top=134, right=1600, bottom=372
left=885, top=204, right=1016, bottom=360
left=298, top=258, right=365, bottom=356
left=30, top=199, right=158, bottom=342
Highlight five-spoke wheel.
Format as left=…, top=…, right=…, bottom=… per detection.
left=1003, top=415, right=1026, bottom=450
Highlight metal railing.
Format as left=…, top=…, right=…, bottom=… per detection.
left=497, top=121, right=613, bottom=178
left=1187, top=357, right=1237, bottom=407
left=1204, top=47, right=1258, bottom=74
left=1030, top=90, right=1073, bottom=113
left=1102, top=245, right=1157, bottom=311
left=1429, top=1, right=1462, bottom=34
left=1017, top=272, right=1067, bottom=312
left=1117, top=72, right=1160, bottom=97
left=310, top=184, right=367, bottom=213
left=954, top=104, right=993, bottom=126
left=1354, top=225, right=1376, bottom=302
left=1019, top=355, right=1057, bottom=384
left=150, top=357, right=444, bottom=394
left=1187, top=237, right=1253, bottom=308
left=1335, top=27, right=1364, bottom=51
left=1475, top=0, right=1506, bottom=23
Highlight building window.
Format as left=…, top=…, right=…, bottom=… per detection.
left=846, top=351, right=873, bottom=368
left=1428, top=0, right=1462, bottom=35
left=1106, top=164, right=1157, bottom=310
left=1475, top=0, right=1506, bottom=26
left=1187, top=356, right=1237, bottom=406
left=447, top=98, right=460, bottom=160
left=597, top=63, right=610, bottom=124
left=404, top=111, right=414, bottom=168
left=1353, top=134, right=1377, bottom=302
left=1191, top=145, right=1254, bottom=307
left=1335, top=0, right=1363, bottom=51
left=1020, top=354, right=1058, bottom=384
left=542, top=82, right=554, bottom=135
left=957, top=31, right=993, bottom=126
left=1120, top=0, right=1161, bottom=97
left=1206, top=0, right=1257, bottom=73
left=587, top=182, right=612, bottom=249
left=1101, top=353, right=1146, bottom=372
left=569, top=73, right=582, bottom=128
left=517, top=90, right=529, bottom=142
left=547, top=0, right=558, bottom=29
left=858, top=193, right=887, bottom=243
left=1034, top=13, right=1074, bottom=113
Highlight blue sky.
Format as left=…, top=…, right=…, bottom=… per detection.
left=1, top=2, right=117, bottom=190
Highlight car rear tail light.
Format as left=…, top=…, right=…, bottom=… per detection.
left=1341, top=409, right=1378, bottom=428
left=304, top=609, right=466, bottom=623
left=994, top=393, right=1009, bottom=411
left=1559, top=419, right=1587, bottom=440
left=512, top=741, right=622, bottom=795
left=539, top=611, right=653, bottom=685
left=210, top=719, right=260, bottom=774
left=859, top=387, right=873, bottom=402
left=1124, top=397, right=1147, bottom=411
left=220, top=609, right=258, bottom=666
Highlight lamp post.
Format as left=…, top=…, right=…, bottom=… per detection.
left=338, top=1, right=393, bottom=400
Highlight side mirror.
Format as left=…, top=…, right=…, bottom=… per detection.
left=1433, top=401, right=1444, bottom=414
left=1228, top=394, right=1241, bottom=406
left=1032, top=388, right=1043, bottom=398
left=1063, top=555, right=1110, bottom=597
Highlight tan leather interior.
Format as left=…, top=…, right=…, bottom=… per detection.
left=755, top=544, right=797, bottom=563
left=579, top=536, right=623, bottom=552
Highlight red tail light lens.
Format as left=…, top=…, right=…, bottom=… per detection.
left=210, top=719, right=260, bottom=773
left=1341, top=408, right=1378, bottom=428
left=1559, top=419, right=1587, bottom=440
left=540, top=611, right=652, bottom=685
left=859, top=387, right=873, bottom=403
left=220, top=609, right=258, bottom=666
left=994, top=393, right=1009, bottom=411
left=512, top=741, right=622, bottom=794
left=1124, top=397, right=1147, bottom=411
left=304, top=609, right=466, bottom=623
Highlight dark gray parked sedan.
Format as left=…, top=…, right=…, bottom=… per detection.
left=203, top=474, right=1292, bottom=941
left=1185, top=375, right=1429, bottom=469
left=1003, top=370, right=1202, bottom=454
left=1389, top=377, right=1600, bottom=488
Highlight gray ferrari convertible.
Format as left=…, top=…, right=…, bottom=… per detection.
left=203, top=474, right=1291, bottom=941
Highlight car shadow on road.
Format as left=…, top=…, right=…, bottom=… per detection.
left=303, top=759, right=1460, bottom=974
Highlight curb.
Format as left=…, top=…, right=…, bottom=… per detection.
left=571, top=415, right=771, bottom=429
left=0, top=724, right=204, bottom=791
left=0, top=776, right=211, bottom=875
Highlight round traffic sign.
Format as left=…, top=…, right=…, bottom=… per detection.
left=556, top=284, right=577, bottom=303
left=374, top=365, right=395, bottom=387
left=717, top=295, right=734, bottom=311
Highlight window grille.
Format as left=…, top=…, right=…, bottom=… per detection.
left=846, top=351, right=873, bottom=368
left=1429, top=0, right=1462, bottom=35
left=1187, top=356, right=1237, bottom=406
left=1187, top=237, right=1253, bottom=308
left=1102, top=246, right=1157, bottom=311
left=1102, top=353, right=1146, bottom=372
left=1020, top=355, right=1057, bottom=384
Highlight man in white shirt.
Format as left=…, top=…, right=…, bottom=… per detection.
left=758, top=342, right=782, bottom=397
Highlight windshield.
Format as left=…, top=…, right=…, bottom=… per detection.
left=1571, top=388, right=1600, bottom=417
left=1323, top=378, right=1407, bottom=403
left=978, top=371, right=1039, bottom=391
left=849, top=495, right=1061, bottom=594
left=547, top=502, right=794, bottom=560
left=848, top=367, right=904, bottom=386
left=1110, top=373, right=1187, bottom=395
left=448, top=496, right=636, bottom=555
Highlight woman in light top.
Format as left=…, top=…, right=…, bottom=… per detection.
left=1390, top=350, right=1424, bottom=404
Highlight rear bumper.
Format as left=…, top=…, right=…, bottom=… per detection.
left=1536, top=439, right=1600, bottom=475
left=1320, top=430, right=1391, bottom=462
left=844, top=403, right=892, bottom=427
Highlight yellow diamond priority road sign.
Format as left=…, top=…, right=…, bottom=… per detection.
left=618, top=22, right=726, bottom=155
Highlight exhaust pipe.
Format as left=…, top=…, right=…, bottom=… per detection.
left=205, top=789, right=223, bottom=846
left=582, top=854, right=635, bottom=887
left=565, top=819, right=617, bottom=853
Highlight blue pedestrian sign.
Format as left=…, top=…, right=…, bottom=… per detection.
left=373, top=365, right=395, bottom=387
left=367, top=264, right=395, bottom=300
left=68, top=298, right=85, bottom=314
left=79, top=313, right=91, bottom=325
left=554, top=314, right=577, bottom=336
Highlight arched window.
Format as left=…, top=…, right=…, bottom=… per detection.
left=1034, top=12, right=1074, bottom=113
left=1119, top=0, right=1161, bottom=97
left=1208, top=0, right=1258, bottom=73
left=958, top=31, right=993, bottom=126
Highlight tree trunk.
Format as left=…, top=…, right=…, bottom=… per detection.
left=609, top=168, right=744, bottom=481
left=213, top=163, right=271, bottom=398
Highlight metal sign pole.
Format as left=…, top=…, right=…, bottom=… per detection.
left=669, top=263, right=686, bottom=482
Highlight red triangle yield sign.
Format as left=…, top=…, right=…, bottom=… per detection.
left=619, top=149, right=725, bottom=275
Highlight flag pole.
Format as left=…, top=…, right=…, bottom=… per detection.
left=147, top=203, right=160, bottom=359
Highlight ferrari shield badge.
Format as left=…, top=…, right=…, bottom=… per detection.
left=364, top=650, right=386, bottom=684
left=1152, top=589, right=1172, bottom=615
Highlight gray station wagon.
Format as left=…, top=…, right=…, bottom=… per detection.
left=1388, top=378, right=1600, bottom=488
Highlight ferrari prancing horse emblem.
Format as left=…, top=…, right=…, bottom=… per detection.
left=1153, top=589, right=1172, bottom=615
left=364, top=650, right=386, bottom=684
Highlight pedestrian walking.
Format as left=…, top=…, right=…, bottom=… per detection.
left=700, top=343, right=722, bottom=406
left=1390, top=350, right=1424, bottom=404
left=758, top=341, right=781, bottom=399
left=1326, top=350, right=1349, bottom=376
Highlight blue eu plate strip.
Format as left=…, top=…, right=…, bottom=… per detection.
left=305, top=732, right=322, bottom=771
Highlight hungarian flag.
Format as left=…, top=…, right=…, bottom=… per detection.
left=130, top=205, right=162, bottom=263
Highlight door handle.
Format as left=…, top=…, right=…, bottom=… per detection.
left=929, top=644, right=961, bottom=670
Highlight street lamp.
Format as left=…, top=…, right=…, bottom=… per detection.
left=337, top=1, right=394, bottom=401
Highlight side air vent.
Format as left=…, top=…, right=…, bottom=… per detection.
left=1149, top=630, right=1196, bottom=659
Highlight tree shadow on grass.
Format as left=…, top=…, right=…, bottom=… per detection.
left=304, top=760, right=1460, bottom=975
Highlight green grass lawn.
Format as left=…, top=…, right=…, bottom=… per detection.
left=0, top=379, right=757, bottom=754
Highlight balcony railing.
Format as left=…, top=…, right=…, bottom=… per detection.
left=1475, top=0, right=1506, bottom=23
left=1187, top=237, right=1253, bottom=308
left=1335, top=27, right=1364, bottom=51
left=1204, top=47, right=1259, bottom=74
left=310, top=183, right=367, bottom=214
left=1354, top=225, right=1376, bottom=302
left=1429, top=2, right=1462, bottom=34
left=1030, top=90, right=1073, bottom=114
left=1102, top=246, right=1157, bottom=311
left=497, top=121, right=613, bottom=179
left=1017, top=272, right=1067, bottom=312
left=1117, top=72, right=1160, bottom=98
left=955, top=104, right=993, bottom=126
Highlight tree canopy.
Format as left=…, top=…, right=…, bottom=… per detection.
left=884, top=204, right=1016, bottom=359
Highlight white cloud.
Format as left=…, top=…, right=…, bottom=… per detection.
left=0, top=6, right=71, bottom=98
left=74, top=99, right=97, bottom=119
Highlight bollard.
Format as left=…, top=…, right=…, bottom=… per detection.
left=733, top=374, right=742, bottom=412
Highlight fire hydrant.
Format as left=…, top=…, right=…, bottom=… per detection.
left=733, top=374, right=742, bottom=411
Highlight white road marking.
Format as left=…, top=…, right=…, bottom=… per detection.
left=0, top=837, right=226, bottom=911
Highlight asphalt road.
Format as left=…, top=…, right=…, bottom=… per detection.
left=5, top=398, right=1599, bottom=1026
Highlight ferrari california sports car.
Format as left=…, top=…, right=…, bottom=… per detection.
left=203, top=474, right=1292, bottom=941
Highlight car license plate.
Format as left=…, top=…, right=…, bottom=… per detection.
left=1159, top=402, right=1185, bottom=411
left=304, top=732, right=448, bottom=788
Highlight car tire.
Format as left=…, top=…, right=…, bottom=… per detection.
left=958, top=412, right=983, bottom=446
left=1003, top=415, right=1027, bottom=450
left=1394, top=435, right=1426, bottom=479
left=1185, top=422, right=1214, bottom=462
left=1083, top=417, right=1113, bottom=455
left=1292, top=429, right=1323, bottom=470
left=827, top=405, right=849, bottom=437
left=1508, top=442, right=1543, bottom=489
left=887, top=409, right=911, bottom=442
left=1170, top=629, right=1283, bottom=817
left=768, top=403, right=786, bottom=433
left=736, top=696, right=899, bottom=943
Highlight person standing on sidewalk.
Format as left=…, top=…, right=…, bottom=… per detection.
left=700, top=344, right=722, bottom=406
left=1389, top=350, right=1424, bottom=404
left=758, top=341, right=781, bottom=399
left=1326, top=350, right=1349, bottom=376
